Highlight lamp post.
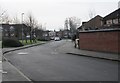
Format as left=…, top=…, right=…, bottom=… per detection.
left=21, top=13, right=24, bottom=43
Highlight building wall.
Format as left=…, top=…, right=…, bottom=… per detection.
left=79, top=29, right=120, bottom=53
left=2, top=24, right=30, bottom=39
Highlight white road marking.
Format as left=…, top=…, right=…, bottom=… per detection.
left=18, top=52, right=28, bottom=55
left=0, top=70, right=7, bottom=74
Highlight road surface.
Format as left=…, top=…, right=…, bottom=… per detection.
left=3, top=40, right=118, bottom=81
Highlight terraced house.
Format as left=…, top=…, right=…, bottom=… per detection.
left=78, top=15, right=103, bottom=31
left=102, top=8, right=120, bottom=29
left=1, top=24, right=30, bottom=39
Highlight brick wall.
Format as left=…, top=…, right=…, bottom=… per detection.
left=79, top=29, right=120, bottom=53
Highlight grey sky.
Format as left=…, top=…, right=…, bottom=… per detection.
left=0, top=0, right=119, bottom=30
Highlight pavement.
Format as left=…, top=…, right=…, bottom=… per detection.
left=2, top=61, right=31, bottom=82
left=1, top=39, right=119, bottom=81
left=56, top=40, right=119, bottom=62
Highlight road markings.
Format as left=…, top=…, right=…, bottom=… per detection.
left=0, top=70, right=7, bottom=74
left=18, top=52, right=28, bottom=55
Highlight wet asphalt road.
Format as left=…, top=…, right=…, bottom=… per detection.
left=3, top=40, right=118, bottom=81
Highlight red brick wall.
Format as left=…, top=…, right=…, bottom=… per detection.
left=79, top=30, right=120, bottom=53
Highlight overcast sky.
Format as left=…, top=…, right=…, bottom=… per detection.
left=0, top=0, right=119, bottom=30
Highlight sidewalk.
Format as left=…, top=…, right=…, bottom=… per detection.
left=56, top=40, right=119, bottom=61
left=2, top=61, right=31, bottom=81
left=1, top=54, right=30, bottom=82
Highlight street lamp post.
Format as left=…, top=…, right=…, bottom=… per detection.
left=21, top=13, right=24, bottom=43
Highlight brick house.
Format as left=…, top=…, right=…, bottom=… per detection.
left=42, top=30, right=50, bottom=41
left=78, top=15, right=103, bottom=31
left=102, top=8, right=120, bottom=29
left=49, top=31, right=55, bottom=40
left=2, top=24, right=30, bottom=39
left=78, top=8, right=120, bottom=53
left=62, top=29, right=71, bottom=38
left=78, top=22, right=87, bottom=31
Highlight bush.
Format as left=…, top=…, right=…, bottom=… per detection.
left=2, top=38, right=23, bottom=47
left=37, top=38, right=50, bottom=41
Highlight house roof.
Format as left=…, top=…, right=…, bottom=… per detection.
left=103, top=8, right=120, bottom=20
left=1, top=24, right=10, bottom=29
left=87, top=15, right=103, bottom=23
left=77, top=15, right=103, bottom=29
left=10, top=24, right=28, bottom=27
left=1, top=24, right=28, bottom=29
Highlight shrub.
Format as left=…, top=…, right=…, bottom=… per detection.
left=37, top=38, right=50, bottom=41
left=2, top=38, right=23, bottom=47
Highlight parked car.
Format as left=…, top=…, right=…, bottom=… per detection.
left=54, top=37, right=60, bottom=41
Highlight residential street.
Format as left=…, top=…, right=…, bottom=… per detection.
left=3, top=40, right=118, bottom=81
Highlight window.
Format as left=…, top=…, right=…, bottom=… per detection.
left=113, top=19, right=118, bottom=24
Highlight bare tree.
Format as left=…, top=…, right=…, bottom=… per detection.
left=25, top=12, right=38, bottom=43
left=0, top=7, right=5, bottom=23
left=2, top=13, right=11, bottom=23
left=65, top=17, right=81, bottom=39
left=88, top=9, right=96, bottom=19
left=0, top=7, right=11, bottom=24
left=0, top=10, right=11, bottom=24
left=12, top=15, right=20, bottom=24
left=68, top=17, right=81, bottom=30
left=64, top=18, right=69, bottom=30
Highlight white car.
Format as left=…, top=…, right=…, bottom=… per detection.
left=26, top=35, right=30, bottom=38
left=54, top=37, right=60, bottom=41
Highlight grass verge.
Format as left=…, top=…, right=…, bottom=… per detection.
left=19, top=40, right=46, bottom=46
